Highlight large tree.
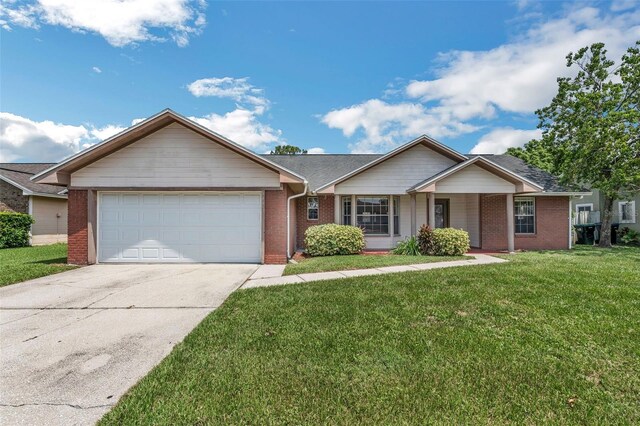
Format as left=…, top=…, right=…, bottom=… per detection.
left=516, top=41, right=640, bottom=247
left=270, top=145, right=307, bottom=155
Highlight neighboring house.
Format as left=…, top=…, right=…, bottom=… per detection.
left=0, top=163, right=68, bottom=245
left=572, top=188, right=639, bottom=234
left=32, top=109, right=587, bottom=265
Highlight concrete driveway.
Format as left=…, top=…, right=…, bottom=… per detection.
left=0, top=263, right=257, bottom=426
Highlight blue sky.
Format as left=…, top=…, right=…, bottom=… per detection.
left=1, top=0, right=639, bottom=162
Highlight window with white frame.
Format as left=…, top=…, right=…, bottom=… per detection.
left=619, top=201, right=636, bottom=223
left=307, top=196, right=318, bottom=220
left=341, top=196, right=351, bottom=225
left=514, top=197, right=535, bottom=234
left=393, top=196, right=400, bottom=236
left=356, top=197, right=389, bottom=235
left=575, top=203, right=593, bottom=225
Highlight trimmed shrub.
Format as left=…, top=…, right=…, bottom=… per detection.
left=431, top=228, right=470, bottom=256
left=618, top=227, right=640, bottom=246
left=0, top=212, right=35, bottom=249
left=392, top=236, right=421, bottom=256
left=417, top=224, right=435, bottom=255
left=305, top=224, right=365, bottom=256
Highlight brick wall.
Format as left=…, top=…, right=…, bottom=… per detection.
left=480, top=194, right=508, bottom=250
left=515, top=196, right=569, bottom=250
left=0, top=179, right=29, bottom=213
left=295, top=194, right=335, bottom=249
left=264, top=186, right=291, bottom=264
left=67, top=189, right=89, bottom=265
left=480, top=194, right=570, bottom=251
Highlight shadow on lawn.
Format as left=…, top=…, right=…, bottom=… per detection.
left=30, top=257, right=68, bottom=265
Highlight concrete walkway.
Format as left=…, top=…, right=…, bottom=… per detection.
left=243, top=254, right=507, bottom=289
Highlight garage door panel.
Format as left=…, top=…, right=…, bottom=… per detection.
left=99, top=192, right=262, bottom=263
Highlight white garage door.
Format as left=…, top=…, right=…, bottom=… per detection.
left=98, top=192, right=262, bottom=263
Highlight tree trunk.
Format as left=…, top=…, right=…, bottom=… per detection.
left=598, top=195, right=615, bottom=248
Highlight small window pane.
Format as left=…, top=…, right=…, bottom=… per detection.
left=514, top=198, right=535, bottom=234
left=342, top=196, right=351, bottom=225
left=307, top=197, right=318, bottom=220
left=393, top=196, right=400, bottom=236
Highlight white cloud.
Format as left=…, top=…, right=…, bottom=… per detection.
left=405, top=7, right=640, bottom=119
left=0, top=0, right=207, bottom=47
left=307, top=147, right=325, bottom=154
left=321, top=6, right=640, bottom=154
left=470, top=127, right=542, bottom=154
left=186, top=76, right=284, bottom=151
left=187, top=77, right=269, bottom=113
left=189, top=109, right=282, bottom=152
left=92, top=66, right=102, bottom=73
left=321, top=99, right=479, bottom=153
left=0, top=112, right=128, bottom=162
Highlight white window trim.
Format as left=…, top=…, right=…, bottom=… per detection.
left=619, top=200, right=636, bottom=224
left=355, top=195, right=391, bottom=236
left=575, top=203, right=593, bottom=213
left=307, top=196, right=319, bottom=221
left=514, top=196, right=536, bottom=235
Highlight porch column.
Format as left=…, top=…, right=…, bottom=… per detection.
left=506, top=193, right=515, bottom=253
left=410, top=193, right=417, bottom=235
left=428, top=192, right=436, bottom=228
left=334, top=195, right=340, bottom=224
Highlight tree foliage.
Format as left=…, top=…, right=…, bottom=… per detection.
left=513, top=41, right=640, bottom=247
left=270, top=145, right=308, bottom=155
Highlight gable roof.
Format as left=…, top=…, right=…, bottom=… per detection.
left=31, top=109, right=307, bottom=186
left=0, top=163, right=67, bottom=198
left=408, top=156, right=544, bottom=193
left=313, top=135, right=468, bottom=193
left=263, top=154, right=382, bottom=192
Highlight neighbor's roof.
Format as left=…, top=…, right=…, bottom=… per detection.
left=264, top=153, right=571, bottom=193
left=263, top=154, right=382, bottom=192
left=0, top=163, right=67, bottom=197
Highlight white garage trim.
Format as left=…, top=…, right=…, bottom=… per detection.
left=97, top=191, right=263, bottom=263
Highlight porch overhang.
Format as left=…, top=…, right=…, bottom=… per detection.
left=407, top=156, right=544, bottom=194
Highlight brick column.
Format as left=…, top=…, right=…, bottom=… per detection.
left=264, top=188, right=289, bottom=264
left=67, top=189, right=89, bottom=265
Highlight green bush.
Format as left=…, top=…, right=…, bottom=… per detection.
left=417, top=224, right=435, bottom=255
left=431, top=228, right=470, bottom=256
left=618, top=227, right=640, bottom=246
left=0, top=212, right=35, bottom=249
left=305, top=224, right=365, bottom=256
left=392, top=236, right=421, bottom=256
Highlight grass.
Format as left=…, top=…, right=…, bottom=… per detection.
left=284, top=253, right=466, bottom=275
left=0, top=243, right=77, bottom=287
left=101, top=246, right=640, bottom=425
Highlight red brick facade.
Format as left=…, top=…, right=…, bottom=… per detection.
left=67, top=189, right=89, bottom=265
left=480, top=194, right=569, bottom=251
left=295, top=194, right=335, bottom=249
left=263, top=187, right=292, bottom=264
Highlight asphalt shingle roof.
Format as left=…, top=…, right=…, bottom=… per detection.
left=264, top=153, right=569, bottom=193
left=263, top=154, right=382, bottom=192
left=0, top=163, right=66, bottom=196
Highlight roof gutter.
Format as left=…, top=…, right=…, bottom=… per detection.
left=287, top=181, right=308, bottom=259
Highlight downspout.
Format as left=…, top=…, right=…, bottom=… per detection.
left=287, top=181, right=308, bottom=259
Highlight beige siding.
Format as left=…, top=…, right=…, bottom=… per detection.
left=335, top=145, right=457, bottom=195
left=31, top=196, right=67, bottom=244
left=465, top=194, right=480, bottom=247
left=436, top=165, right=515, bottom=193
left=71, top=123, right=280, bottom=188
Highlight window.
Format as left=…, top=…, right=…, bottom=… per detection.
left=514, top=197, right=535, bottom=234
left=341, top=196, right=352, bottom=225
left=619, top=201, right=636, bottom=224
left=356, top=197, right=389, bottom=235
left=393, top=196, right=400, bottom=236
left=575, top=203, right=593, bottom=225
left=307, top=197, right=318, bottom=220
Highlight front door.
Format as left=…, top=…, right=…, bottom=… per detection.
left=434, top=199, right=450, bottom=228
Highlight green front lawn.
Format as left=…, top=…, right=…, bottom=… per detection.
left=284, top=253, right=467, bottom=275
left=101, top=246, right=640, bottom=425
left=0, top=243, right=77, bottom=287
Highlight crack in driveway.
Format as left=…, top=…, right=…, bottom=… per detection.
left=0, top=402, right=114, bottom=410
